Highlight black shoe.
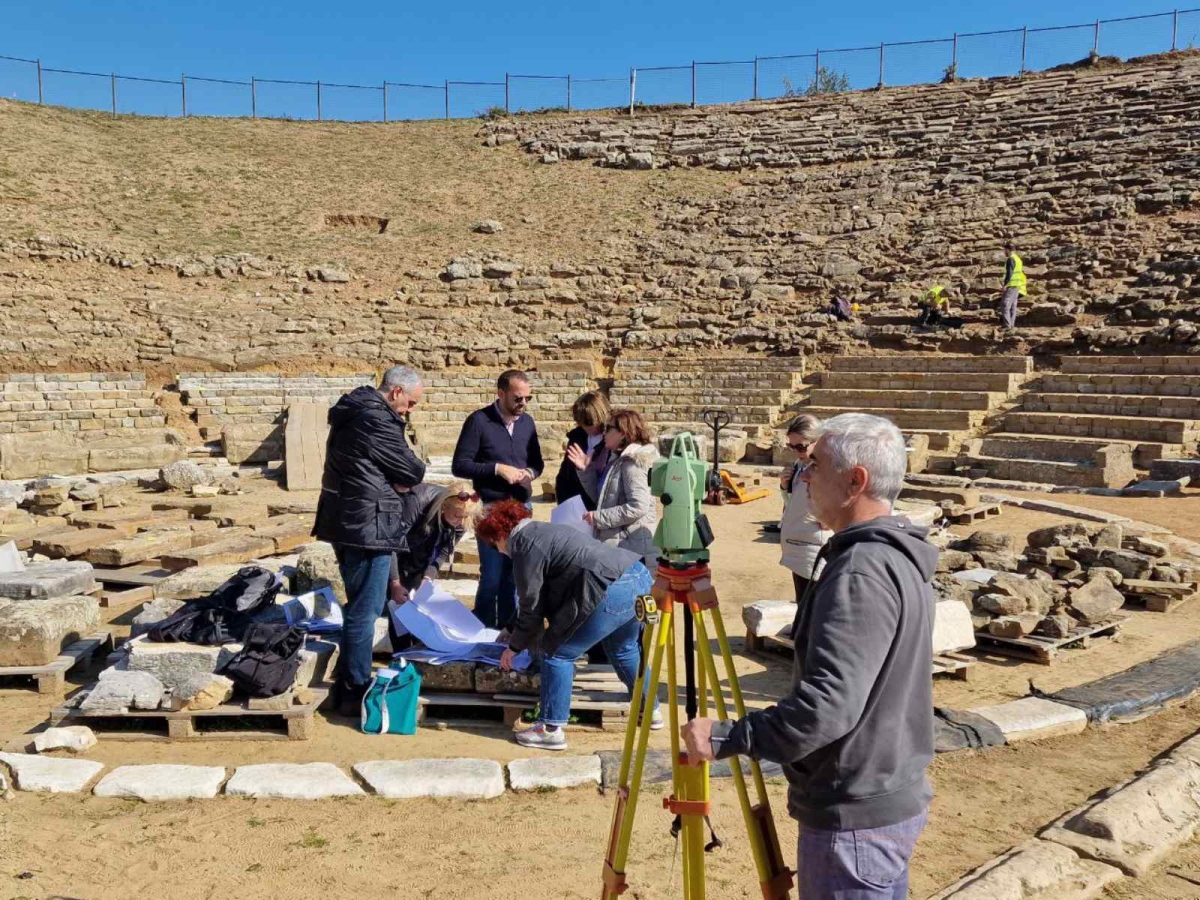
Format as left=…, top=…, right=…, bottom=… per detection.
left=333, top=681, right=365, bottom=718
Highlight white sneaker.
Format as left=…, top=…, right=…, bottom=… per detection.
left=650, top=708, right=665, bottom=731
left=515, top=722, right=568, bottom=751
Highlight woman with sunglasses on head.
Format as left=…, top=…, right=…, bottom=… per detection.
left=779, top=414, right=832, bottom=604
left=565, top=408, right=660, bottom=568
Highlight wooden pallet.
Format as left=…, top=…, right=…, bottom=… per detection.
left=0, top=633, right=112, bottom=696
left=974, top=616, right=1125, bottom=665
left=751, top=632, right=977, bottom=680
left=949, top=503, right=1002, bottom=525
left=50, top=687, right=328, bottom=741
left=1121, top=580, right=1198, bottom=614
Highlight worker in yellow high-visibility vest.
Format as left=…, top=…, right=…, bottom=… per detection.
left=916, top=283, right=949, bottom=328
left=1000, top=243, right=1027, bottom=330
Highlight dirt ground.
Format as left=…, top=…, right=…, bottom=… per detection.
left=3, top=482, right=1200, bottom=898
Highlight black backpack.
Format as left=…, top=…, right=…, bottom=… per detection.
left=148, top=566, right=282, bottom=645
left=222, top=623, right=307, bottom=698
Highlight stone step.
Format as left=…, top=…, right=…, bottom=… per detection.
left=982, top=432, right=1194, bottom=466
left=1022, top=392, right=1200, bottom=419
left=1039, top=374, right=1200, bottom=398
left=830, top=356, right=1033, bottom=375
left=610, top=388, right=787, bottom=406
left=1003, top=411, right=1199, bottom=444
left=962, top=454, right=1117, bottom=489
left=807, top=388, right=1002, bottom=411
left=617, top=357, right=803, bottom=373
left=819, top=371, right=1023, bottom=393
left=628, top=404, right=779, bottom=425
left=1059, top=356, right=1200, bottom=375
left=615, top=373, right=799, bottom=389
left=800, top=406, right=983, bottom=431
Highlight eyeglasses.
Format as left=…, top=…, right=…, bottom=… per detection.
left=454, top=491, right=480, bottom=502
left=788, top=441, right=810, bottom=453
left=512, top=395, right=533, bottom=404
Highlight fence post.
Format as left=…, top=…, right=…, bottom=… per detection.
left=444, top=80, right=449, bottom=119
left=382, top=82, right=388, bottom=122
left=110, top=73, right=116, bottom=118
left=1020, top=27, right=1028, bottom=75
left=629, top=67, right=636, bottom=116
left=814, top=49, right=821, bottom=88
left=878, top=43, right=885, bottom=88
left=251, top=77, right=257, bottom=118
left=36, top=59, right=43, bottom=104
left=317, top=81, right=322, bottom=121
left=1093, top=19, right=1101, bottom=55
left=952, top=33, right=958, bottom=71
left=753, top=56, right=759, bottom=100
left=505, top=73, right=510, bottom=113
left=691, top=61, right=696, bottom=108
left=1173, top=9, right=1179, bottom=51
left=566, top=74, right=572, bottom=111
left=181, top=73, right=187, bottom=117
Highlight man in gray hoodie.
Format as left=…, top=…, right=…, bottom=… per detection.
left=683, top=413, right=936, bottom=899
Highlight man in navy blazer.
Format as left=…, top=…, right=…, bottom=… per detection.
left=452, top=369, right=544, bottom=628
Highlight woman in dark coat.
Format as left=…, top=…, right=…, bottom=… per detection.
left=553, top=391, right=613, bottom=510
left=478, top=500, right=659, bottom=752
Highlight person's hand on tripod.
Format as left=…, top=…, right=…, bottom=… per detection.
left=681, top=717, right=716, bottom=763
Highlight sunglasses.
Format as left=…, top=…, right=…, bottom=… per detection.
left=511, top=395, right=533, bottom=404
left=788, top=441, right=810, bottom=452
left=454, top=491, right=480, bottom=502
left=605, top=423, right=621, bottom=432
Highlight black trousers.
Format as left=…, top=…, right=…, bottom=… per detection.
left=792, top=572, right=813, bottom=605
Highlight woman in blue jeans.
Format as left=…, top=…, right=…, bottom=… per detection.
left=479, top=500, right=660, bottom=751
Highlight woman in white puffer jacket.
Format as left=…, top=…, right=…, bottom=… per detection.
left=779, top=414, right=832, bottom=603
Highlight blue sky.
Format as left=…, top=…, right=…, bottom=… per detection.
left=1, top=2, right=1191, bottom=119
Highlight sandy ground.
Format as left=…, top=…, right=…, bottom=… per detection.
left=3, top=482, right=1200, bottom=898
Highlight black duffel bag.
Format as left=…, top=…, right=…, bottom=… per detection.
left=148, top=566, right=283, bottom=645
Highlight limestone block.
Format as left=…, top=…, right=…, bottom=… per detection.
left=126, top=641, right=237, bottom=697
left=130, top=597, right=186, bottom=637
left=1097, top=548, right=1154, bottom=580
left=294, top=541, right=347, bottom=606
left=159, top=461, right=213, bottom=491
left=932, top=600, right=975, bottom=654
left=987, top=614, right=1043, bottom=638
left=0, top=560, right=96, bottom=600
left=353, top=759, right=505, bottom=800
left=976, top=593, right=1026, bottom=617
left=153, top=563, right=246, bottom=601
left=1041, top=760, right=1200, bottom=876
left=1027, top=523, right=1089, bottom=549
left=928, top=839, right=1121, bottom=900
left=84, top=530, right=196, bottom=567
left=937, top=549, right=975, bottom=573
left=742, top=600, right=796, bottom=637
left=225, top=763, right=364, bottom=800
left=93, top=764, right=227, bottom=801
left=183, top=674, right=234, bottom=711
left=412, top=661, right=476, bottom=692
left=508, top=756, right=602, bottom=791
left=0, top=752, right=103, bottom=793
left=0, top=594, right=100, bottom=666
left=989, top=573, right=1054, bottom=616
left=33, top=726, right=97, bottom=754
left=973, top=697, right=1087, bottom=742
left=80, top=668, right=166, bottom=712
left=475, top=666, right=539, bottom=694
left=222, top=424, right=284, bottom=465
left=90, top=443, right=184, bottom=473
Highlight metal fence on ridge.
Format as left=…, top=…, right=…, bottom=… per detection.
left=1, top=8, right=1198, bottom=122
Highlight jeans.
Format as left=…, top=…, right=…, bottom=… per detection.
left=1000, top=287, right=1020, bottom=329
left=335, top=546, right=393, bottom=689
left=798, top=810, right=927, bottom=899
left=475, top=538, right=517, bottom=629
left=540, top=562, right=653, bottom=727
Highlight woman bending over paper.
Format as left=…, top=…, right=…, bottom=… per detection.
left=476, top=500, right=661, bottom=751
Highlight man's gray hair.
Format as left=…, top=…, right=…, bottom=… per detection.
left=816, top=413, right=907, bottom=505
left=379, top=365, right=422, bottom=394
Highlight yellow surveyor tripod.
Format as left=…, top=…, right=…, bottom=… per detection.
left=600, top=562, right=792, bottom=899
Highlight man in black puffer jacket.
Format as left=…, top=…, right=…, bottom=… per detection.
left=314, top=365, right=426, bottom=713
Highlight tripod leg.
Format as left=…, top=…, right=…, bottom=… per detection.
left=600, top=604, right=673, bottom=900
left=693, top=607, right=793, bottom=899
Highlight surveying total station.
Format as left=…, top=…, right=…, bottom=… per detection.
left=600, top=432, right=792, bottom=899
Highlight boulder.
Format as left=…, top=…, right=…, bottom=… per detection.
left=80, top=668, right=165, bottom=712
left=472, top=220, right=504, bottom=234
left=1092, top=524, right=1124, bottom=549
left=0, top=594, right=100, bottom=666
left=1088, top=567, right=1123, bottom=587
left=1125, top=535, right=1168, bottom=558
left=1098, top=548, right=1154, bottom=581
left=972, top=551, right=1019, bottom=572
left=936, top=550, right=975, bottom=573
left=33, top=726, right=97, bottom=754
left=741, top=600, right=796, bottom=638
left=975, top=593, right=1025, bottom=617
left=158, top=461, right=212, bottom=492
left=1069, top=577, right=1124, bottom=625
left=988, top=613, right=1042, bottom=638
left=1027, top=523, right=1089, bottom=549
left=294, top=541, right=348, bottom=607
left=1037, top=613, right=1076, bottom=639
left=967, top=531, right=1012, bottom=553
left=988, top=573, right=1055, bottom=616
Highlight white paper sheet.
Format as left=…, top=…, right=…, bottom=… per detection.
left=390, top=579, right=532, bottom=671
left=551, top=494, right=593, bottom=536
left=282, top=586, right=343, bottom=633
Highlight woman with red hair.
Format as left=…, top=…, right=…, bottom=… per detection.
left=477, top=499, right=659, bottom=750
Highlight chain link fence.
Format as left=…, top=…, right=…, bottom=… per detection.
left=3, top=9, right=1197, bottom=121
